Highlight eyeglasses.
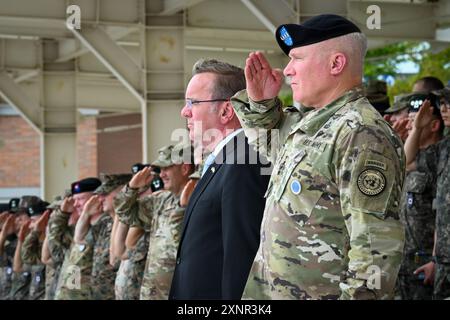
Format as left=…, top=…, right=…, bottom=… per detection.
left=185, top=98, right=229, bottom=109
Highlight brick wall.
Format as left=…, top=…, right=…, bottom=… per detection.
left=1, top=113, right=142, bottom=188
left=0, top=116, right=40, bottom=187
left=77, top=116, right=98, bottom=179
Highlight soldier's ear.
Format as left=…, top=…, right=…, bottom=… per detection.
left=330, top=52, right=346, bottom=76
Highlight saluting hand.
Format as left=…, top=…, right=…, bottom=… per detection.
left=34, top=210, right=51, bottom=234
left=245, top=51, right=283, bottom=101
left=82, top=195, right=103, bottom=217
left=392, top=118, right=409, bottom=141
left=129, top=166, right=154, bottom=189
left=61, top=196, right=75, bottom=213
left=0, top=215, right=15, bottom=238
left=18, top=220, right=31, bottom=242
left=414, top=100, right=434, bottom=130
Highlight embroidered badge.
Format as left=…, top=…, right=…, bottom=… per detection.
left=290, top=180, right=302, bottom=195
left=357, top=169, right=386, bottom=196
left=279, top=26, right=293, bottom=46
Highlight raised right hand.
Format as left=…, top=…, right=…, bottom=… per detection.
left=61, top=196, right=75, bottom=213
left=129, top=166, right=153, bottom=189
left=414, top=100, right=433, bottom=129
left=245, top=51, right=284, bottom=101
left=34, top=210, right=51, bottom=234
left=18, top=220, right=31, bottom=242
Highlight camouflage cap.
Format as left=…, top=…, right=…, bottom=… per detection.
left=152, top=142, right=194, bottom=168
left=94, top=173, right=132, bottom=195
left=384, top=94, right=410, bottom=113
left=432, top=86, right=450, bottom=104
left=46, top=195, right=63, bottom=210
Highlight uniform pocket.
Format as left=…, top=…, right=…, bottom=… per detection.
left=404, top=171, right=428, bottom=194
left=276, top=149, right=324, bottom=226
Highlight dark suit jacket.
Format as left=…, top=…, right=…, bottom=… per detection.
left=169, top=131, right=270, bottom=300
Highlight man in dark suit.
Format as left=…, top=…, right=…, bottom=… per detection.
left=169, top=59, right=270, bottom=300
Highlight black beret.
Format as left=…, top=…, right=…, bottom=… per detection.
left=71, top=177, right=102, bottom=195
left=28, top=201, right=50, bottom=217
left=8, top=198, right=20, bottom=213
left=276, top=14, right=361, bottom=56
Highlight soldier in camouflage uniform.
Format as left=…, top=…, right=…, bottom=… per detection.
left=231, top=14, right=406, bottom=299
left=9, top=197, right=46, bottom=300
left=409, top=86, right=450, bottom=299
left=114, top=228, right=149, bottom=300
left=20, top=201, right=51, bottom=300
left=72, top=173, right=131, bottom=299
left=0, top=198, right=21, bottom=299
left=115, top=142, right=195, bottom=299
left=384, top=94, right=411, bottom=142
left=50, top=177, right=101, bottom=300
left=396, top=92, right=444, bottom=299
left=40, top=195, right=64, bottom=300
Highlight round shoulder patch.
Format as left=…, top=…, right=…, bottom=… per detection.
left=357, top=169, right=386, bottom=196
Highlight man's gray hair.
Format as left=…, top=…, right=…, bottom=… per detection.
left=321, top=32, right=367, bottom=76
left=192, top=59, right=246, bottom=99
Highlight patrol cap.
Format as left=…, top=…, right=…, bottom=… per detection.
left=276, top=14, right=361, bottom=56
left=384, top=94, right=410, bottom=114
left=432, top=86, right=450, bottom=108
left=46, top=195, right=62, bottom=210
left=152, top=142, right=194, bottom=168
left=94, top=173, right=132, bottom=195
left=71, top=177, right=102, bottom=195
left=8, top=198, right=20, bottom=213
left=365, top=80, right=390, bottom=114
left=28, top=200, right=50, bottom=217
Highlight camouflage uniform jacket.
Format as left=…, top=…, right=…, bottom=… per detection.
left=0, top=235, right=17, bottom=299
left=232, top=88, right=406, bottom=300
left=51, top=210, right=93, bottom=300
left=115, top=231, right=149, bottom=300
left=115, top=188, right=184, bottom=299
left=435, top=137, right=450, bottom=264
left=21, top=230, right=46, bottom=300
left=400, top=144, right=438, bottom=259
left=90, top=213, right=118, bottom=300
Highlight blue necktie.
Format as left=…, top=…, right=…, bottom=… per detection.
left=201, top=153, right=216, bottom=177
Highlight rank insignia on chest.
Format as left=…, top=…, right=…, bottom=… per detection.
left=291, top=180, right=302, bottom=195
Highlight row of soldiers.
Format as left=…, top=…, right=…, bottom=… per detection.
left=377, top=77, right=450, bottom=299
left=1, top=73, right=449, bottom=300
left=0, top=142, right=200, bottom=300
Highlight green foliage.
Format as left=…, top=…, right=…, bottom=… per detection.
left=364, top=41, right=449, bottom=103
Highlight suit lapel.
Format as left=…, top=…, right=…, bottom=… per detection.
left=177, top=131, right=248, bottom=250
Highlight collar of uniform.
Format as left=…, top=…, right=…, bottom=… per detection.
left=292, top=86, right=364, bottom=136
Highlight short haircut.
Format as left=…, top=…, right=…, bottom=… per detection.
left=414, top=76, right=444, bottom=93
left=319, top=32, right=367, bottom=76
left=192, top=59, right=246, bottom=100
